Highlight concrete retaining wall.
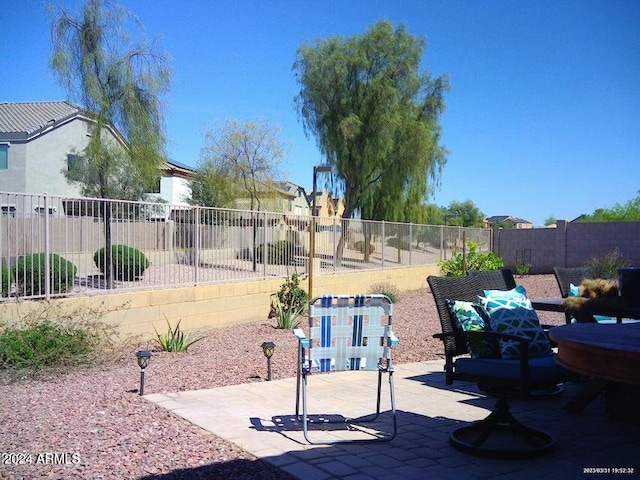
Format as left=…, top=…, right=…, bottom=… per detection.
left=0, top=265, right=439, bottom=341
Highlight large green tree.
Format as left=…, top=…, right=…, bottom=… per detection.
left=445, top=200, right=485, bottom=227
left=577, top=190, right=640, bottom=222
left=50, top=0, right=170, bottom=287
left=294, top=21, right=448, bottom=261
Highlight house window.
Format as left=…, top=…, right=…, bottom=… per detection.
left=0, top=144, right=8, bottom=170
left=149, top=178, right=161, bottom=194
left=1, top=205, right=16, bottom=217
left=67, top=154, right=82, bottom=171
left=34, top=206, right=56, bottom=215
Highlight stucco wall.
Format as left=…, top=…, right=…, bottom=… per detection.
left=0, top=265, right=439, bottom=341
left=25, top=119, right=88, bottom=200
left=0, top=142, right=27, bottom=194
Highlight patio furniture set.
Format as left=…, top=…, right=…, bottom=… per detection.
left=293, top=266, right=640, bottom=459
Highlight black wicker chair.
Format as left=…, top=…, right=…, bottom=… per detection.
left=470, top=268, right=517, bottom=291
left=553, top=266, right=593, bottom=298
left=427, top=274, right=571, bottom=458
left=553, top=267, right=593, bottom=323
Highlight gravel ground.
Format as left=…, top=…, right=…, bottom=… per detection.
left=0, top=274, right=564, bottom=480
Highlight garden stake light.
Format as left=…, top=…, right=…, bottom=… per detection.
left=135, top=350, right=152, bottom=395
left=261, top=341, right=276, bottom=381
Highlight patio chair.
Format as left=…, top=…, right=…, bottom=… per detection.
left=428, top=274, right=572, bottom=458
left=471, top=268, right=559, bottom=353
left=553, top=266, right=593, bottom=299
left=469, top=268, right=517, bottom=290
left=294, top=294, right=398, bottom=444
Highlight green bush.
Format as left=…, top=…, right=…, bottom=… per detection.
left=94, top=245, right=150, bottom=281
left=255, top=240, right=297, bottom=265
left=15, top=253, right=77, bottom=296
left=0, top=320, right=98, bottom=368
left=1, top=264, right=12, bottom=297
left=368, top=282, right=400, bottom=303
left=354, top=240, right=375, bottom=255
left=588, top=248, right=630, bottom=279
left=386, top=236, right=410, bottom=251
left=514, top=261, right=531, bottom=275
left=437, top=241, right=504, bottom=277
left=271, top=273, right=308, bottom=328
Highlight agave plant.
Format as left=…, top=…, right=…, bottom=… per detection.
left=274, top=296, right=304, bottom=329
left=154, top=317, right=205, bottom=352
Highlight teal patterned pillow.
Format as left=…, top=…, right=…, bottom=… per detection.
left=446, top=299, right=501, bottom=359
left=482, top=285, right=527, bottom=300
left=480, top=296, right=552, bottom=359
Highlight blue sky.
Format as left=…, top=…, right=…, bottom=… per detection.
left=2, top=0, right=639, bottom=226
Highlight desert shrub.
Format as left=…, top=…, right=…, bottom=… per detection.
left=437, top=241, right=504, bottom=277
left=271, top=273, right=308, bottom=328
left=416, top=226, right=441, bottom=249
left=514, top=260, right=531, bottom=275
left=354, top=240, right=375, bottom=255
left=0, top=321, right=96, bottom=368
left=588, top=248, right=630, bottom=279
left=15, top=253, right=77, bottom=296
left=368, top=282, right=400, bottom=303
left=1, top=264, right=12, bottom=297
left=255, top=240, right=297, bottom=265
left=0, top=302, right=120, bottom=371
left=94, top=245, right=150, bottom=281
left=386, top=236, right=410, bottom=251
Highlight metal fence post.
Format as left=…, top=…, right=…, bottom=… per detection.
left=194, top=206, right=200, bottom=284
left=381, top=220, right=385, bottom=270
left=409, top=223, right=413, bottom=266
left=262, top=211, right=267, bottom=279
left=44, top=193, right=51, bottom=300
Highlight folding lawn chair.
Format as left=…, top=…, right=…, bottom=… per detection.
left=293, top=294, right=398, bottom=444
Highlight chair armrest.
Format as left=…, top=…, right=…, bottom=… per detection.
left=387, top=327, right=399, bottom=347
left=293, top=328, right=310, bottom=348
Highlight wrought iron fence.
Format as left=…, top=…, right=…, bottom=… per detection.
left=0, top=191, right=490, bottom=300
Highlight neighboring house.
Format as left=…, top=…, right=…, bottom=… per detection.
left=149, top=159, right=193, bottom=206
left=484, top=215, right=534, bottom=229
left=276, top=181, right=310, bottom=216
left=0, top=101, right=192, bottom=217
left=0, top=101, right=117, bottom=215
left=233, top=180, right=310, bottom=216
left=308, top=190, right=338, bottom=218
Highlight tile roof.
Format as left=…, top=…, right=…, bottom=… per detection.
left=0, top=101, right=83, bottom=138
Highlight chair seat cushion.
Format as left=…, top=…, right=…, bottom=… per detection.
left=455, top=354, right=564, bottom=382
left=480, top=296, right=552, bottom=359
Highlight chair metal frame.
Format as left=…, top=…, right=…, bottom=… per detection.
left=294, top=294, right=398, bottom=444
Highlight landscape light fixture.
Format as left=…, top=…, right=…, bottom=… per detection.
left=261, top=341, right=276, bottom=381
left=309, top=164, right=333, bottom=300
left=135, top=350, right=152, bottom=396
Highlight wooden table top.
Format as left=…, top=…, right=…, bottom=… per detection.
left=548, top=323, right=640, bottom=384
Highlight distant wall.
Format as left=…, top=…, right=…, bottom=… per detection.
left=492, top=220, right=640, bottom=274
